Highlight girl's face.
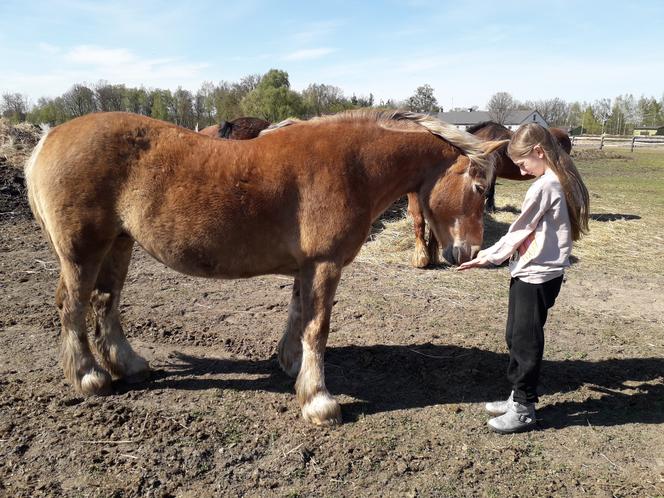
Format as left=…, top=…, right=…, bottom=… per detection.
left=513, top=145, right=548, bottom=177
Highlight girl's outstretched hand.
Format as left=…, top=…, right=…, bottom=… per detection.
left=456, top=255, right=491, bottom=271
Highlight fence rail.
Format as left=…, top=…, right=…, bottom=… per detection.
left=571, top=135, right=664, bottom=151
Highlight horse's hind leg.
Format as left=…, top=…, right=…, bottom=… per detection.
left=90, top=237, right=149, bottom=382
left=277, top=277, right=302, bottom=377
left=57, top=257, right=113, bottom=396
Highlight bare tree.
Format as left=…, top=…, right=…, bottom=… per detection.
left=62, top=84, right=97, bottom=117
left=592, top=98, right=612, bottom=134
left=1, top=92, right=30, bottom=122
left=171, top=87, right=195, bottom=128
left=196, top=81, right=216, bottom=126
left=302, top=83, right=348, bottom=116
left=94, top=80, right=126, bottom=112
left=487, top=92, right=516, bottom=124
left=523, top=98, right=570, bottom=127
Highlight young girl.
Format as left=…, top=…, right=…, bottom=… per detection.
left=457, top=123, right=590, bottom=434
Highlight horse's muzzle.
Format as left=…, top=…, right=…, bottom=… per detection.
left=446, top=244, right=480, bottom=265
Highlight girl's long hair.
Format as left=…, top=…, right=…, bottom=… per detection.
left=508, top=124, right=589, bottom=241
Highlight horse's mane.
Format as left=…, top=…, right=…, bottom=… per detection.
left=264, top=110, right=493, bottom=174
left=466, top=121, right=509, bottom=134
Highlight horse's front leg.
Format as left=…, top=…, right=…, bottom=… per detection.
left=277, top=277, right=302, bottom=377
left=426, top=227, right=441, bottom=265
left=407, top=193, right=430, bottom=268
left=295, top=261, right=342, bottom=426
left=485, top=176, right=497, bottom=213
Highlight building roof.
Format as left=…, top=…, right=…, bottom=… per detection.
left=434, top=110, right=543, bottom=126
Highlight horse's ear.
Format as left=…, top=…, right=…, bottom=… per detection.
left=481, top=139, right=510, bottom=155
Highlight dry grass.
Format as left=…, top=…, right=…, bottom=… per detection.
left=0, top=118, right=42, bottom=169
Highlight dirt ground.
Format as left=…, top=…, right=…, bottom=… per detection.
left=1, top=130, right=663, bottom=497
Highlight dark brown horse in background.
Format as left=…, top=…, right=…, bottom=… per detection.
left=26, top=110, right=505, bottom=426
left=199, top=117, right=270, bottom=140
left=408, top=122, right=572, bottom=267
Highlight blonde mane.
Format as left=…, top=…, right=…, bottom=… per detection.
left=261, top=110, right=492, bottom=174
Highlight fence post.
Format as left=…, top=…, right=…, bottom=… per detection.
left=631, top=137, right=636, bottom=152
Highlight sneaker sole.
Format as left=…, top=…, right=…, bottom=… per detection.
left=485, top=408, right=508, bottom=416
left=488, top=422, right=537, bottom=434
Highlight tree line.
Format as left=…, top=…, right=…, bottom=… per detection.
left=1, top=69, right=663, bottom=135
left=486, top=91, right=664, bottom=135
left=0, top=69, right=377, bottom=129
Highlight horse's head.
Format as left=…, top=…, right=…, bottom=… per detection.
left=421, top=140, right=507, bottom=265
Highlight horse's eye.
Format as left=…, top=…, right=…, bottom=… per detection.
left=474, top=184, right=486, bottom=195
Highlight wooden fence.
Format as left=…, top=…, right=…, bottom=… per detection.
left=571, top=135, right=664, bottom=151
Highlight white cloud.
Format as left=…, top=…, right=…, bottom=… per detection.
left=283, top=48, right=335, bottom=61
left=4, top=44, right=211, bottom=100
left=65, top=45, right=136, bottom=65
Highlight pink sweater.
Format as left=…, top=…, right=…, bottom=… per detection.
left=478, top=169, right=572, bottom=284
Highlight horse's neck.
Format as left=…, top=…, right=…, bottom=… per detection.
left=364, top=140, right=441, bottom=221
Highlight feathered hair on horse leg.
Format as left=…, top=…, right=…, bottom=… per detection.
left=294, top=262, right=342, bottom=426
left=89, top=237, right=150, bottom=382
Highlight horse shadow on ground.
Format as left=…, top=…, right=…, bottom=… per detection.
left=589, top=213, right=641, bottom=222
left=482, top=214, right=511, bottom=247
left=119, top=344, right=664, bottom=429
left=493, top=205, right=642, bottom=224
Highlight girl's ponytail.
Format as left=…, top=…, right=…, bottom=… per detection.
left=508, top=124, right=589, bottom=241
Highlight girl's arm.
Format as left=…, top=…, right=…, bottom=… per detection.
left=458, top=182, right=554, bottom=271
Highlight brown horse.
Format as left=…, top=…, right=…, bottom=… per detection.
left=25, top=110, right=505, bottom=425
left=408, top=122, right=572, bottom=267
left=199, top=117, right=271, bottom=140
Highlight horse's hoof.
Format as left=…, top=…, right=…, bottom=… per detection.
left=301, top=393, right=342, bottom=426
left=80, top=369, right=113, bottom=396
left=411, top=250, right=430, bottom=268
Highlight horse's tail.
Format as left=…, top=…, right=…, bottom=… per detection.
left=24, top=127, right=52, bottom=237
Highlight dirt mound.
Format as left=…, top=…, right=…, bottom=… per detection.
left=0, top=167, right=29, bottom=216
left=0, top=119, right=41, bottom=218
left=0, top=118, right=42, bottom=169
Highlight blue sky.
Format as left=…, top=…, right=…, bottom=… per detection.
left=1, top=0, right=662, bottom=109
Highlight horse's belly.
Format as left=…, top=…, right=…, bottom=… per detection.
left=136, top=236, right=299, bottom=279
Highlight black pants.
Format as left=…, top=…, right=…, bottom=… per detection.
left=505, top=275, right=563, bottom=404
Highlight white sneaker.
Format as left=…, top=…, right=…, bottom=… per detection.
left=485, top=391, right=514, bottom=416
left=488, top=400, right=536, bottom=434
